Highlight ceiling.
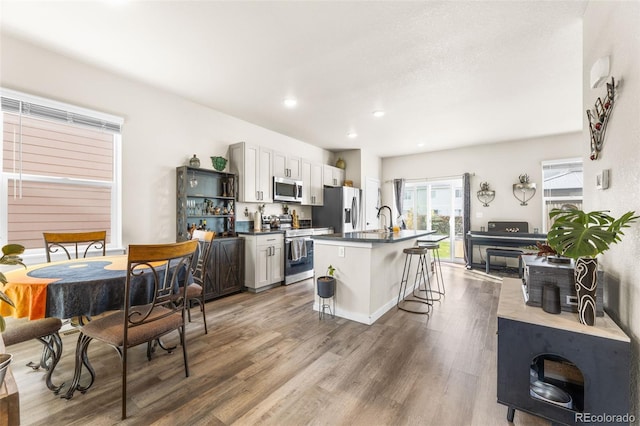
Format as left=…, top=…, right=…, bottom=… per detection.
left=0, top=1, right=587, bottom=158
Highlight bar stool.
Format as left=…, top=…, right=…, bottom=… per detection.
left=397, top=246, right=432, bottom=314
left=417, top=240, right=445, bottom=300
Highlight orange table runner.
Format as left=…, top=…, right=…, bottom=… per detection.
left=0, top=255, right=127, bottom=320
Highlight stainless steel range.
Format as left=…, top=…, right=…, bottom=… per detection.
left=282, top=218, right=332, bottom=285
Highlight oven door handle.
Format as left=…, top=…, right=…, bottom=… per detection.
left=286, top=237, right=313, bottom=243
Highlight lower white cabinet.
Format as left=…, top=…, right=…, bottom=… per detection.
left=242, top=233, right=284, bottom=292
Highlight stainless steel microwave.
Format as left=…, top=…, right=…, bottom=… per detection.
left=273, top=176, right=303, bottom=203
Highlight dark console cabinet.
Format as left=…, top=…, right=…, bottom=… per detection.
left=203, top=237, right=245, bottom=300
left=497, top=278, right=631, bottom=425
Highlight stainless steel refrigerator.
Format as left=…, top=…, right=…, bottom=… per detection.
left=312, top=186, right=363, bottom=233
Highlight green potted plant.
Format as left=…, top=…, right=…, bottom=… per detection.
left=1, top=244, right=25, bottom=385
left=1, top=244, right=26, bottom=332
left=317, top=265, right=336, bottom=298
left=547, top=209, right=638, bottom=325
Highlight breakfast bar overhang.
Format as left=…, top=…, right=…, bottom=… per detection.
left=313, top=230, right=434, bottom=325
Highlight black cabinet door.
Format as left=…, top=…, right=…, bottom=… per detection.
left=216, top=238, right=244, bottom=297
left=202, top=240, right=218, bottom=299
left=202, top=238, right=244, bottom=301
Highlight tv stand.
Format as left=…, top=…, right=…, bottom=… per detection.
left=497, top=278, right=631, bottom=425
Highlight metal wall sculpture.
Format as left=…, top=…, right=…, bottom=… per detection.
left=587, top=77, right=615, bottom=160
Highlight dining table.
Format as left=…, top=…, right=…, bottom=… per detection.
left=0, top=254, right=193, bottom=399
left=1, top=255, right=139, bottom=321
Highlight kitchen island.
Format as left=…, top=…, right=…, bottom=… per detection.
left=313, top=229, right=435, bottom=325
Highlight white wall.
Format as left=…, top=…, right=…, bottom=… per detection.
left=333, top=148, right=382, bottom=191
left=381, top=132, right=582, bottom=231
left=583, top=1, right=640, bottom=415
left=0, top=34, right=329, bottom=245
left=335, top=149, right=361, bottom=188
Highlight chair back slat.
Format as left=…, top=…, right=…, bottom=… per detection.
left=191, top=231, right=215, bottom=281
left=124, top=240, right=198, bottom=330
left=43, top=231, right=107, bottom=262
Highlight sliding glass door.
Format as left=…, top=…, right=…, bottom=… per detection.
left=402, top=178, right=464, bottom=262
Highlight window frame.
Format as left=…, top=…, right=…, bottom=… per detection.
left=541, top=157, right=583, bottom=232
left=0, top=88, right=123, bottom=262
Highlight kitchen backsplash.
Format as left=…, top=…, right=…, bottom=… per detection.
left=236, top=201, right=312, bottom=221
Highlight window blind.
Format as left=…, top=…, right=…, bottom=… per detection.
left=1, top=94, right=122, bottom=134
left=1, top=89, right=121, bottom=250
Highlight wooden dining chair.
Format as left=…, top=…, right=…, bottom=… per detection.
left=43, top=230, right=107, bottom=262
left=1, top=317, right=64, bottom=392
left=188, top=230, right=215, bottom=334
left=72, top=240, right=198, bottom=420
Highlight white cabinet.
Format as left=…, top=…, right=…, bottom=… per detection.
left=229, top=142, right=273, bottom=202
left=302, top=160, right=324, bottom=205
left=323, top=164, right=345, bottom=187
left=242, top=233, right=284, bottom=292
left=273, top=151, right=301, bottom=180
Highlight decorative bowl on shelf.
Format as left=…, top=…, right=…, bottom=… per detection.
left=211, top=156, right=227, bottom=171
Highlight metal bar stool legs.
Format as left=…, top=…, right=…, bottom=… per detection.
left=429, top=243, right=445, bottom=297
left=418, top=242, right=445, bottom=301
left=397, top=247, right=432, bottom=314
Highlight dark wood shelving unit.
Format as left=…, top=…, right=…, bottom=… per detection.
left=176, top=166, right=244, bottom=300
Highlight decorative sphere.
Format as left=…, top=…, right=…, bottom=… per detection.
left=189, top=154, right=200, bottom=168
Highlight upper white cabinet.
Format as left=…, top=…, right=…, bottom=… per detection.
left=229, top=142, right=273, bottom=203
left=323, top=164, right=345, bottom=187
left=273, top=151, right=301, bottom=180
left=301, top=160, right=324, bottom=206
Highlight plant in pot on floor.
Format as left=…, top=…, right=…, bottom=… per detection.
left=547, top=209, right=638, bottom=326
left=317, top=265, right=336, bottom=299
left=1, top=244, right=26, bottom=383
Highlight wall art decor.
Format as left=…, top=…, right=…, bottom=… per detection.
left=512, top=174, right=536, bottom=206
left=587, top=77, right=615, bottom=160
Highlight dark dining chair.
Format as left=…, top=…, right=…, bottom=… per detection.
left=188, top=230, right=214, bottom=334
left=43, top=230, right=107, bottom=262
left=1, top=317, right=64, bottom=392
left=71, top=240, right=198, bottom=420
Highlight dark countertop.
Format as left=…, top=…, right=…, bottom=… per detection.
left=417, top=234, right=448, bottom=243
left=313, top=229, right=434, bottom=243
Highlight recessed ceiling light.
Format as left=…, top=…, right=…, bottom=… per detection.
left=283, top=98, right=298, bottom=108
left=372, top=110, right=385, bottom=118
left=417, top=142, right=425, bottom=147
left=347, top=132, right=358, bottom=139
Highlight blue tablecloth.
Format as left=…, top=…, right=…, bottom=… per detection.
left=25, top=256, right=189, bottom=319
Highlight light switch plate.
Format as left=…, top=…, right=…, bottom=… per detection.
left=338, top=246, right=345, bottom=257
left=596, top=169, right=610, bottom=190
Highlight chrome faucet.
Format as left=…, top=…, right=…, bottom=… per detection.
left=377, top=205, right=393, bottom=232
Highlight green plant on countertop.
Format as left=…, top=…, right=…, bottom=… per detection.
left=547, top=209, right=638, bottom=259
left=1, top=244, right=26, bottom=332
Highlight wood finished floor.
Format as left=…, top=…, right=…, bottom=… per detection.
left=8, top=264, right=548, bottom=426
